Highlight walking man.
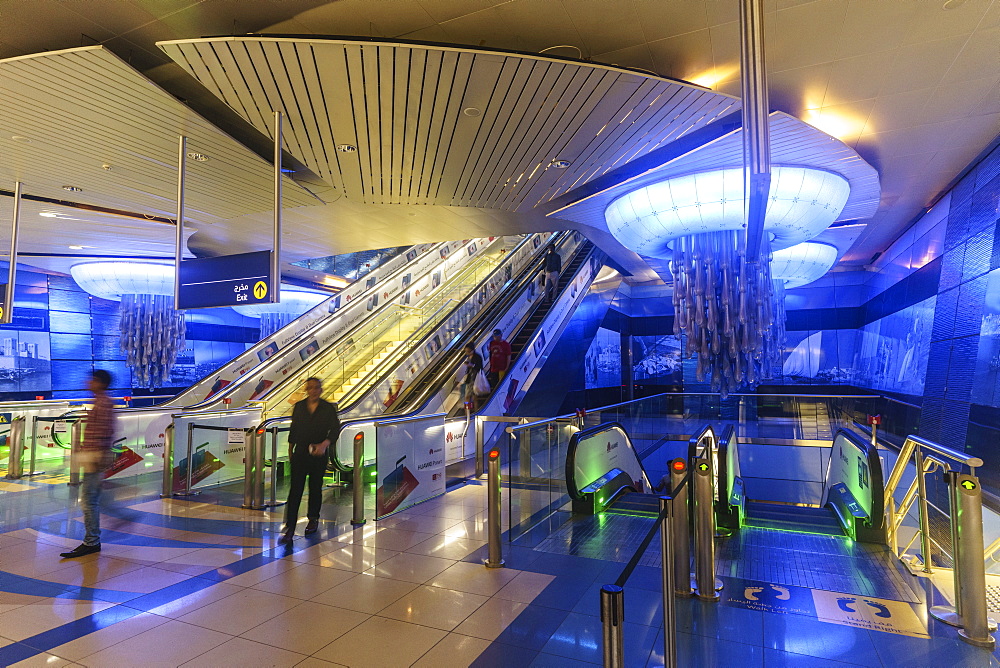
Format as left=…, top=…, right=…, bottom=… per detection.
left=544, top=246, right=561, bottom=302
left=280, top=377, right=340, bottom=543
left=487, top=329, right=512, bottom=388
left=61, top=369, right=115, bottom=558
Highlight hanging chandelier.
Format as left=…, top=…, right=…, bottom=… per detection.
left=70, top=262, right=186, bottom=389
left=605, top=166, right=850, bottom=395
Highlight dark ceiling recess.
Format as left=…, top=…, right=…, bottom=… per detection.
left=0, top=189, right=174, bottom=225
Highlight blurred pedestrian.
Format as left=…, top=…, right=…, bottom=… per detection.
left=544, top=246, right=561, bottom=302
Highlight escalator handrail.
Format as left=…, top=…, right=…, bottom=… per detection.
left=565, top=420, right=652, bottom=500
left=826, top=427, right=886, bottom=531
left=687, top=423, right=717, bottom=461
left=172, top=241, right=444, bottom=407
left=336, top=232, right=571, bottom=422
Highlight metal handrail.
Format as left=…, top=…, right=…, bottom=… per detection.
left=375, top=411, right=447, bottom=426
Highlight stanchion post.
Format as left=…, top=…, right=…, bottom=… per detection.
left=693, top=456, right=720, bottom=600
left=669, top=457, right=692, bottom=596
left=69, top=419, right=83, bottom=486
left=485, top=447, right=504, bottom=568
left=28, top=416, right=44, bottom=477
left=243, top=428, right=258, bottom=509
left=269, top=427, right=282, bottom=507
left=659, top=496, right=678, bottom=668
left=161, top=424, right=174, bottom=498
left=954, top=473, right=995, bottom=648
left=600, top=584, right=625, bottom=668
left=475, top=415, right=484, bottom=478
left=5, top=416, right=25, bottom=479
left=351, top=432, right=365, bottom=526
left=254, top=426, right=266, bottom=508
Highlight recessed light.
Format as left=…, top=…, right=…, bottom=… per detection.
left=337, top=144, right=357, bottom=153
left=550, top=159, right=572, bottom=169
left=62, top=185, right=83, bottom=192
left=186, top=152, right=209, bottom=162
left=39, top=212, right=59, bottom=218
left=11, top=135, right=31, bottom=143
left=68, top=245, right=94, bottom=250
left=463, top=107, right=482, bottom=117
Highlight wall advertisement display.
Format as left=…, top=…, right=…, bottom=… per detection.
left=444, top=419, right=469, bottom=464
left=169, top=411, right=261, bottom=492
left=571, top=424, right=647, bottom=495
left=375, top=416, right=445, bottom=517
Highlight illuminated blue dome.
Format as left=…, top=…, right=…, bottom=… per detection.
left=770, top=242, right=839, bottom=288
left=604, top=166, right=850, bottom=260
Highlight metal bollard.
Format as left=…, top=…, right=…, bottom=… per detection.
left=69, top=419, right=84, bottom=486
left=693, top=456, right=721, bottom=600
left=475, top=415, right=484, bottom=478
left=160, top=424, right=174, bottom=498
left=485, top=447, right=504, bottom=568
left=659, top=496, right=678, bottom=668
left=29, top=416, right=42, bottom=477
left=5, top=416, right=25, bottom=479
left=243, top=428, right=265, bottom=509
left=269, top=427, right=285, bottom=507
left=175, top=422, right=199, bottom=497
left=670, top=458, right=692, bottom=597
left=600, top=584, right=625, bottom=668
left=930, top=472, right=996, bottom=648
left=351, top=432, right=365, bottom=526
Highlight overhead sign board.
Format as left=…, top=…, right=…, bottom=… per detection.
left=177, top=250, right=274, bottom=309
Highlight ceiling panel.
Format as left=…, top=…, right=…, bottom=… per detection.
left=0, top=46, right=320, bottom=227
left=158, top=37, right=737, bottom=213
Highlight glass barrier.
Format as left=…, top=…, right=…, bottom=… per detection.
left=374, top=413, right=447, bottom=519
left=506, top=418, right=577, bottom=543
left=170, top=408, right=262, bottom=493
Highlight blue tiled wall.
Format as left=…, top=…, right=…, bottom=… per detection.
left=0, top=264, right=260, bottom=400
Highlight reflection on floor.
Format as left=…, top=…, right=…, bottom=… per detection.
left=1, top=472, right=999, bottom=667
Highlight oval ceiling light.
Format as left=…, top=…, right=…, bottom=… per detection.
left=11, top=135, right=31, bottom=143
left=337, top=144, right=357, bottom=153
left=70, top=261, right=174, bottom=299
left=463, top=107, right=482, bottom=117
left=62, top=185, right=83, bottom=192
left=770, top=241, right=839, bottom=288
left=550, top=159, right=572, bottom=169
left=604, top=165, right=850, bottom=259
left=186, top=152, right=209, bottom=162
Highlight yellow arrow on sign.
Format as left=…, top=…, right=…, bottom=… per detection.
left=253, top=281, right=268, bottom=300
left=961, top=480, right=977, bottom=490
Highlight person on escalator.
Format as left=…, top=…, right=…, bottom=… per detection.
left=458, top=344, right=484, bottom=411
left=279, top=377, right=340, bottom=544
left=544, top=246, right=561, bottom=303
left=486, top=329, right=512, bottom=389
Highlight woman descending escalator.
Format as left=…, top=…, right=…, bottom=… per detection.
left=456, top=344, right=485, bottom=412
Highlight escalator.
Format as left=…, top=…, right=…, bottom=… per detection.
left=565, top=421, right=659, bottom=517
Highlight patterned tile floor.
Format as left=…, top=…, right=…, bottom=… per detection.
left=1, top=471, right=998, bottom=666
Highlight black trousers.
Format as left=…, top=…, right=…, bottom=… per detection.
left=284, top=450, right=326, bottom=526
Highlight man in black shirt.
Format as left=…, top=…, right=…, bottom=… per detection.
left=279, top=377, right=340, bottom=543
left=544, top=246, right=561, bottom=303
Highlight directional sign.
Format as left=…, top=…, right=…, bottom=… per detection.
left=177, top=250, right=274, bottom=309
left=698, top=462, right=710, bottom=472
left=960, top=479, right=977, bottom=491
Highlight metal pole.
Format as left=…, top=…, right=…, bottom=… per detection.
left=175, top=422, right=199, bottom=497
left=485, top=447, right=504, bottom=568
left=3, top=181, right=22, bottom=324
left=269, top=427, right=281, bottom=507
left=351, top=432, right=365, bottom=526
left=161, top=424, right=174, bottom=497
left=272, top=111, right=282, bottom=304
left=600, top=584, right=625, bottom=668
left=68, top=419, right=83, bottom=486
left=659, top=497, right=678, bottom=668
left=913, top=445, right=934, bottom=573
left=5, top=416, right=24, bottom=479
left=954, top=473, right=995, bottom=648
left=243, top=428, right=257, bottom=509
left=174, top=136, right=186, bottom=311
left=739, top=0, right=771, bottom=262
left=693, top=456, right=720, bottom=600
left=254, top=427, right=266, bottom=508
left=475, top=415, right=484, bottom=478
left=28, top=416, right=41, bottom=476
left=670, top=458, right=692, bottom=597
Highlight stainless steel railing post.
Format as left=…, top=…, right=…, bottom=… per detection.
left=913, top=445, right=934, bottom=573
left=269, top=427, right=281, bottom=507
left=5, top=416, right=25, bottom=479
left=243, top=428, right=258, bottom=509
left=254, top=427, right=266, bottom=508
left=600, top=584, right=625, bottom=668
left=670, top=458, right=692, bottom=597
left=659, top=496, right=678, bottom=668
left=29, top=416, right=38, bottom=476
left=693, top=455, right=721, bottom=600
left=160, top=424, right=174, bottom=498
left=175, top=422, right=199, bottom=497
left=351, top=432, right=366, bottom=526
left=69, top=419, right=83, bottom=486
left=930, top=472, right=996, bottom=648
left=485, top=447, right=504, bottom=568
left=475, top=415, right=484, bottom=478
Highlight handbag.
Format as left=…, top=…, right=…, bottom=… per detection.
left=473, top=369, right=491, bottom=396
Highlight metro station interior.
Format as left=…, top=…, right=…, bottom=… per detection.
left=1, top=1, right=1000, bottom=666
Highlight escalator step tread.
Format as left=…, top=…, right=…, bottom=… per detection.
left=744, top=501, right=845, bottom=535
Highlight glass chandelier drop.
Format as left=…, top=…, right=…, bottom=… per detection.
left=69, top=262, right=186, bottom=389
left=119, top=293, right=186, bottom=388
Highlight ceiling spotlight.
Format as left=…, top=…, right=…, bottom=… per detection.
left=550, top=159, right=572, bottom=169
left=62, top=185, right=83, bottom=192
left=11, top=135, right=31, bottom=143
left=463, top=107, right=482, bottom=117
left=39, top=212, right=59, bottom=218
left=186, top=152, right=209, bottom=162
left=68, top=245, right=94, bottom=250
left=337, top=144, right=357, bottom=153
left=102, top=163, right=113, bottom=171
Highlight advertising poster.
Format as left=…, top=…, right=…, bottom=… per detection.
left=375, top=418, right=444, bottom=517
left=171, top=413, right=258, bottom=491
